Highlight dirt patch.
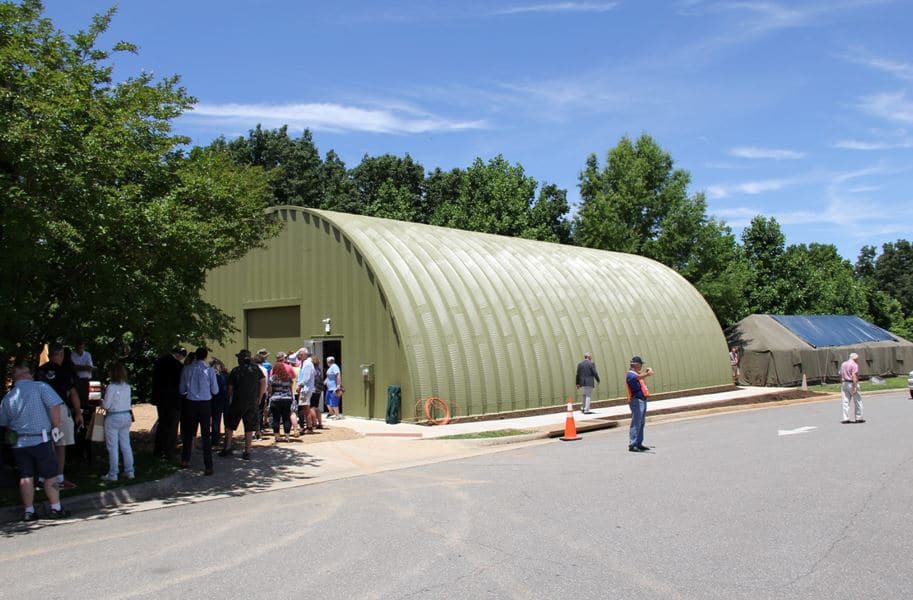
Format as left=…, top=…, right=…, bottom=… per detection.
left=131, top=403, right=361, bottom=446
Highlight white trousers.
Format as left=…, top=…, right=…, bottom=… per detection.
left=841, top=382, right=863, bottom=421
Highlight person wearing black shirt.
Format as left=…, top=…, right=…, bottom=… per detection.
left=151, top=347, right=187, bottom=461
left=36, top=344, right=82, bottom=489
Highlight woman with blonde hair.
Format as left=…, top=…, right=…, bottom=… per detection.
left=101, top=362, right=134, bottom=481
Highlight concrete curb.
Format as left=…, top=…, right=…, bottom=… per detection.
left=1, top=470, right=186, bottom=524
left=545, top=419, right=620, bottom=438
left=460, top=431, right=551, bottom=446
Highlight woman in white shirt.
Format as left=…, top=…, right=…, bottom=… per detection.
left=101, top=362, right=134, bottom=481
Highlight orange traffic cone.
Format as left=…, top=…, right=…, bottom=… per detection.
left=560, top=397, right=581, bottom=441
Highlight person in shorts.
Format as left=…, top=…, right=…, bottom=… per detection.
left=324, top=356, right=343, bottom=420
left=220, top=349, right=266, bottom=460
left=0, top=362, right=71, bottom=521
left=36, top=343, right=82, bottom=489
left=296, top=348, right=317, bottom=432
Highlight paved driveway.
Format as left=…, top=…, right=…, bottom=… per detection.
left=2, top=392, right=911, bottom=599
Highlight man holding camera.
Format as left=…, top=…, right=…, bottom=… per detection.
left=626, top=356, right=654, bottom=452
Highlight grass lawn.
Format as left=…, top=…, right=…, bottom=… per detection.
left=807, top=375, right=911, bottom=394
left=0, top=430, right=179, bottom=509
left=437, top=428, right=533, bottom=440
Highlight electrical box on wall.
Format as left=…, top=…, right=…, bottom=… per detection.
left=360, top=363, right=374, bottom=384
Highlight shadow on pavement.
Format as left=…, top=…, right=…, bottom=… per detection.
left=0, top=443, right=323, bottom=537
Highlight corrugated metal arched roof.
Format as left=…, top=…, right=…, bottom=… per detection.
left=308, top=208, right=730, bottom=415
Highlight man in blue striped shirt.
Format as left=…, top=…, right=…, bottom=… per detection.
left=179, top=347, right=219, bottom=475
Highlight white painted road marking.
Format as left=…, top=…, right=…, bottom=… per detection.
left=778, top=426, right=818, bottom=436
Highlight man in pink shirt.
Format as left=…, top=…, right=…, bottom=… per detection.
left=839, top=352, right=864, bottom=424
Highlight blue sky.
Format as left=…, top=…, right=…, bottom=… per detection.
left=42, top=0, right=913, bottom=260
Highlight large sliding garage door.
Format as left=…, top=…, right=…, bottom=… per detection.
left=245, top=306, right=301, bottom=357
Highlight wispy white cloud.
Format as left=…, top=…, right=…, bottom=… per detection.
left=189, top=102, right=487, bottom=135
left=859, top=91, right=913, bottom=124
left=706, top=176, right=803, bottom=199
left=843, top=48, right=913, bottom=81
left=677, top=1, right=893, bottom=61
left=704, top=161, right=753, bottom=169
left=493, top=2, right=619, bottom=15
left=834, top=138, right=913, bottom=150
left=705, top=163, right=892, bottom=201
left=730, top=146, right=806, bottom=159
left=712, top=163, right=905, bottom=231
left=846, top=185, right=883, bottom=193
left=713, top=2, right=808, bottom=28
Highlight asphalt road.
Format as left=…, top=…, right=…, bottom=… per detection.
left=2, top=391, right=912, bottom=599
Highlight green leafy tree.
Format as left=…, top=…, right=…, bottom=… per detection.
left=211, top=125, right=323, bottom=207
left=526, top=183, right=572, bottom=244
left=741, top=216, right=787, bottom=314
left=318, top=149, right=358, bottom=213
left=431, top=155, right=539, bottom=237
left=778, top=243, right=867, bottom=315
left=423, top=167, right=463, bottom=222
left=742, top=218, right=867, bottom=316
left=873, top=239, right=913, bottom=316
left=0, top=2, right=277, bottom=381
left=575, top=134, right=748, bottom=325
left=350, top=153, right=427, bottom=221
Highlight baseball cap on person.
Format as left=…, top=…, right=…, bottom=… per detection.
left=275, top=351, right=287, bottom=360
left=257, top=348, right=269, bottom=356
left=297, top=347, right=310, bottom=356
left=236, top=349, right=251, bottom=359
left=630, top=356, right=643, bottom=365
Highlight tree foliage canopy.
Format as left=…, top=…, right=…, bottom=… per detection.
left=0, top=1, right=277, bottom=365
left=574, top=134, right=748, bottom=325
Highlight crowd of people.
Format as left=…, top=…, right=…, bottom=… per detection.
left=152, top=346, right=343, bottom=473
left=1, top=340, right=343, bottom=521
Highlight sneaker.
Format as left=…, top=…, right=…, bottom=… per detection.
left=23, top=511, right=39, bottom=522
left=241, top=451, right=251, bottom=460
left=217, top=448, right=233, bottom=458
left=47, top=508, right=72, bottom=519
left=100, top=474, right=118, bottom=482
left=125, top=473, right=135, bottom=480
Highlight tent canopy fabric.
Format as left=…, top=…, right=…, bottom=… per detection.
left=769, top=315, right=896, bottom=348
left=728, top=314, right=913, bottom=387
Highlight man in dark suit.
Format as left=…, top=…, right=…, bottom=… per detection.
left=152, top=347, right=186, bottom=461
left=575, top=352, right=600, bottom=414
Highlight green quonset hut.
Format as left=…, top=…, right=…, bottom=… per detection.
left=203, top=206, right=731, bottom=420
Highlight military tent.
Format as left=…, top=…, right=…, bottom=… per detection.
left=728, top=314, right=913, bottom=386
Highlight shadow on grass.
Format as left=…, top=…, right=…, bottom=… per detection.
left=0, top=430, right=324, bottom=536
